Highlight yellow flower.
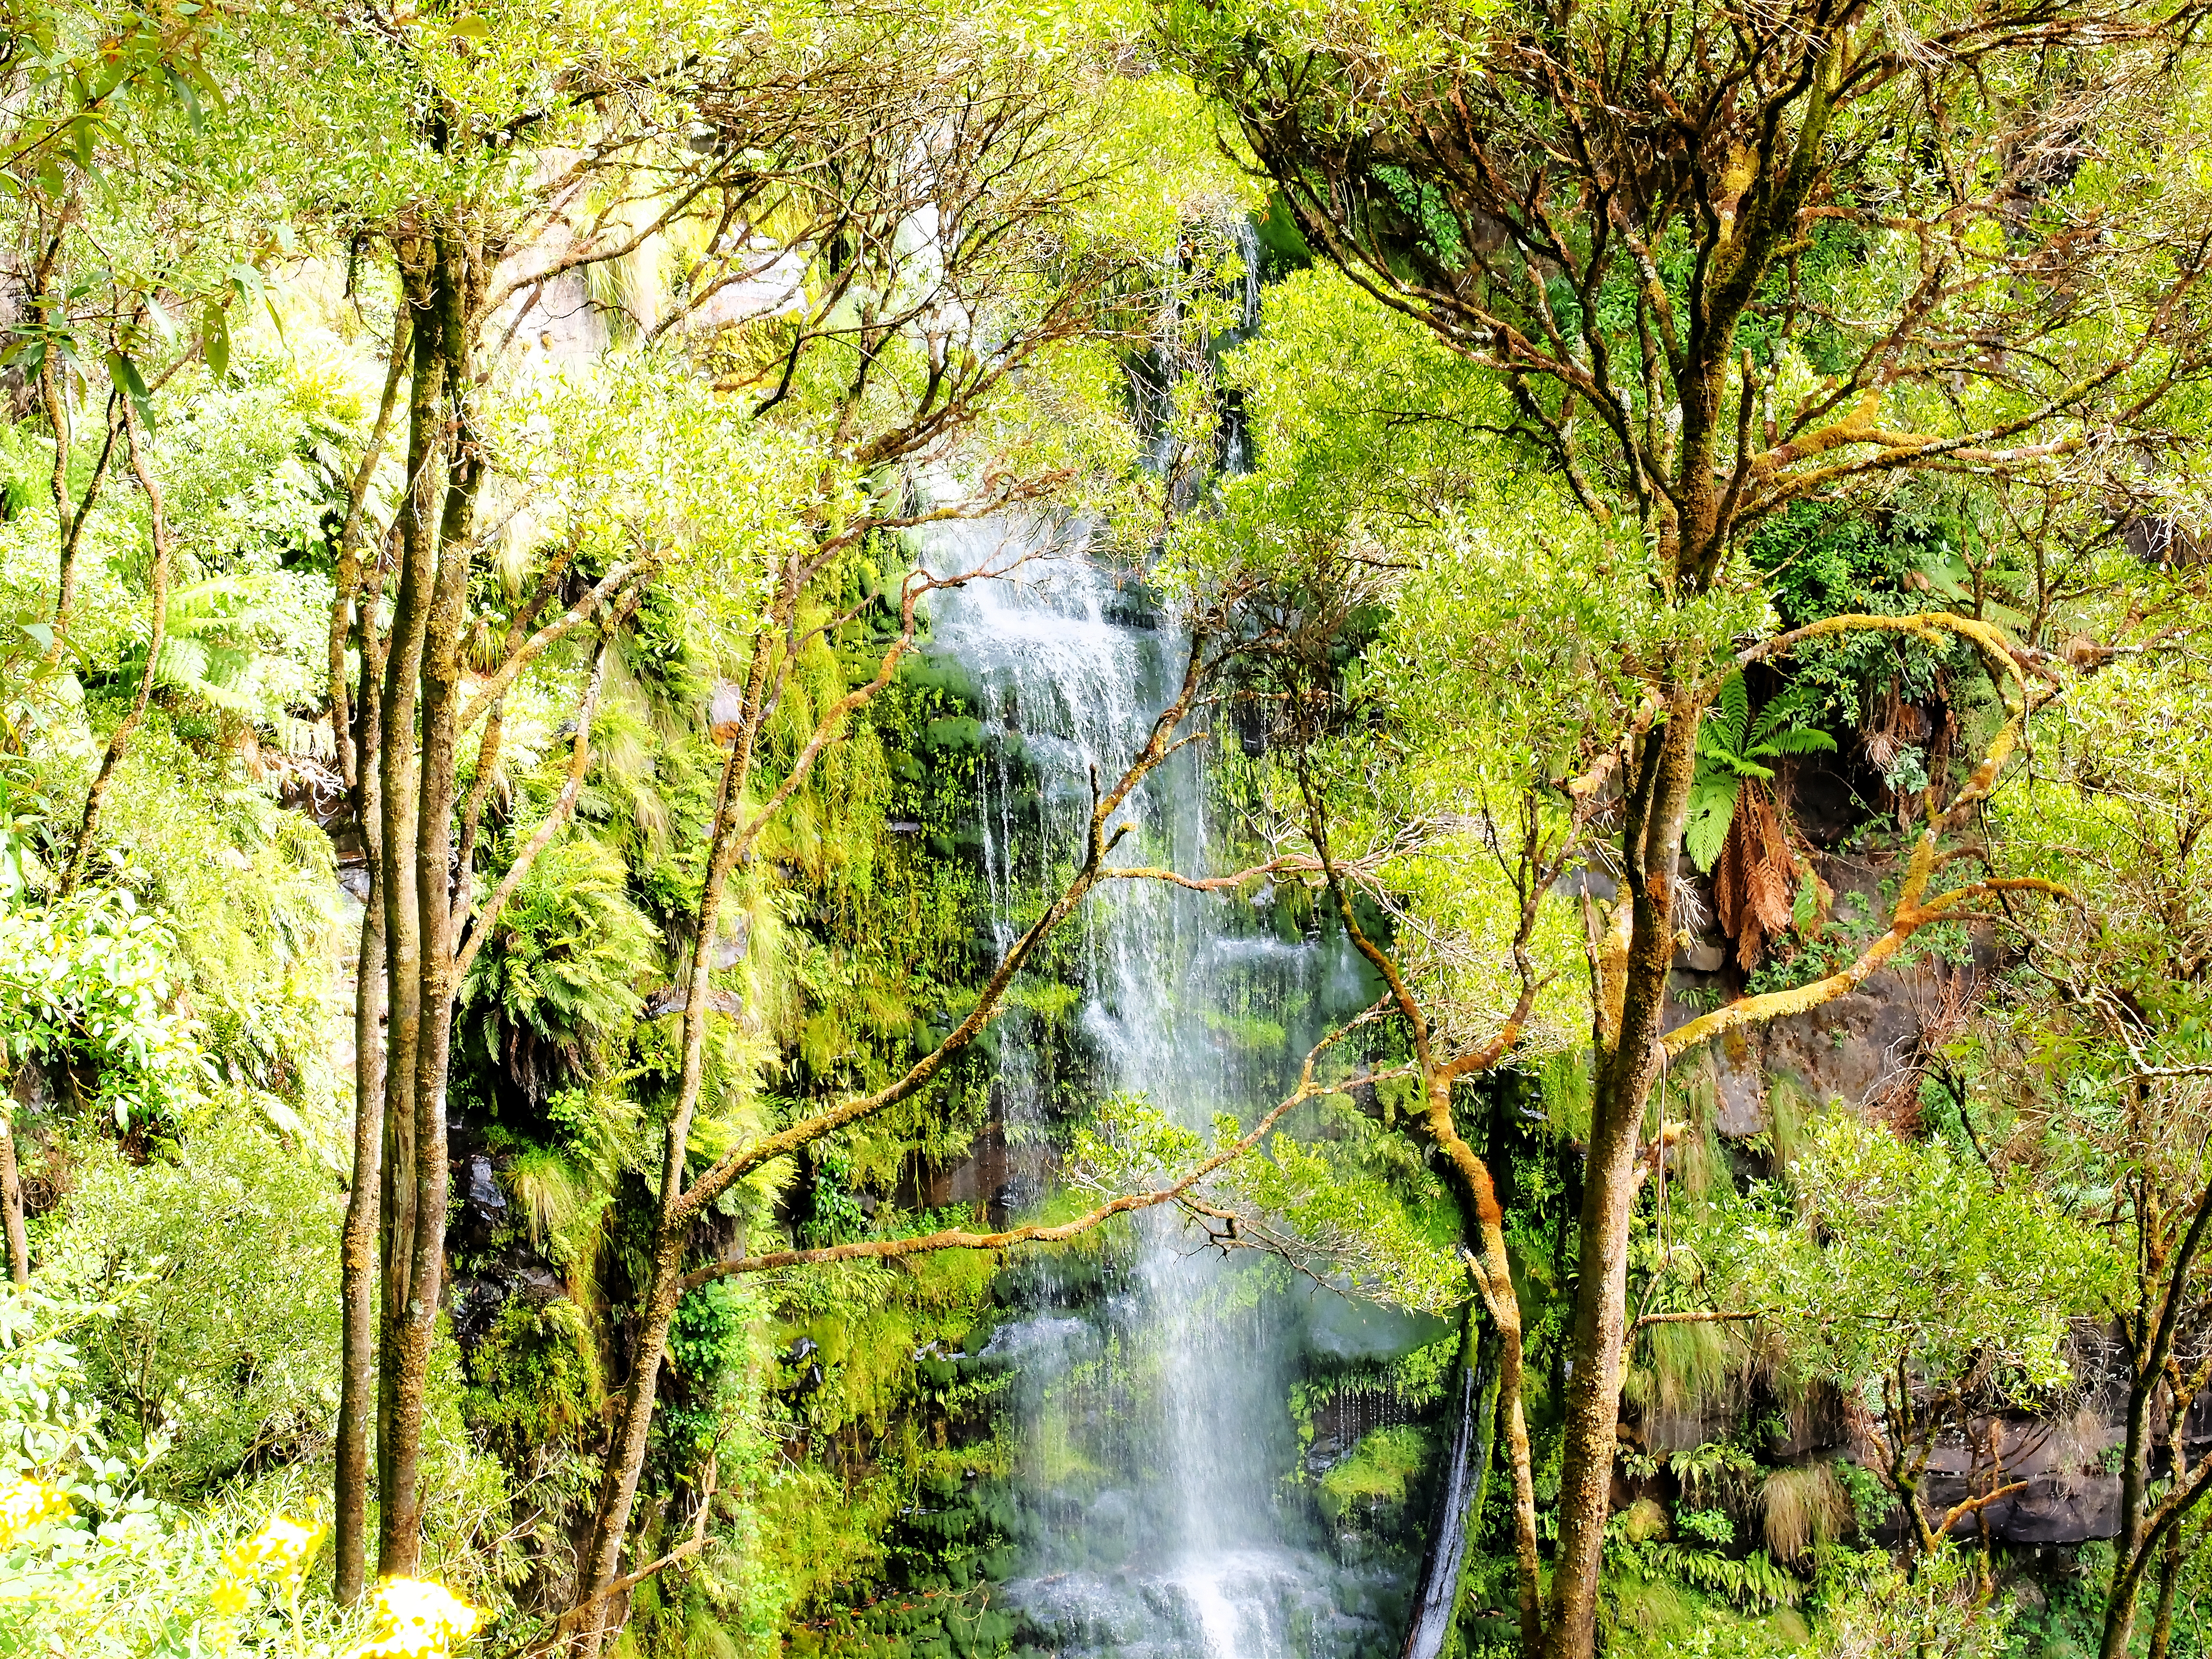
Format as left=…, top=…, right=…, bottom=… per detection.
left=357, top=1577, right=481, bottom=1657
left=221, top=1515, right=326, bottom=1581
left=200, top=1513, right=326, bottom=1635
left=0, top=1479, right=69, bottom=1548
left=207, top=1578, right=250, bottom=1619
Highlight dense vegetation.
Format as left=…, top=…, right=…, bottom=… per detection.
left=5, top=0, right=2212, bottom=1656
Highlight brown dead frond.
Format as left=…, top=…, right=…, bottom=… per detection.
left=1713, top=782, right=1815, bottom=971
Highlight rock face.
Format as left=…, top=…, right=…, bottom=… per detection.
left=1649, top=836, right=2143, bottom=1548
left=1858, top=1397, right=2131, bottom=1546
left=1668, top=841, right=1992, bottom=1140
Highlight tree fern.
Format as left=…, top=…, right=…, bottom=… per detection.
left=1684, top=674, right=1836, bottom=873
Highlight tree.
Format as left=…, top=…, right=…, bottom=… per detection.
left=1962, top=633, right=2212, bottom=1659
left=1164, top=0, right=2212, bottom=1646
left=288, top=0, right=1100, bottom=1588
left=243, top=0, right=1264, bottom=1625
left=1727, top=1115, right=2113, bottom=1582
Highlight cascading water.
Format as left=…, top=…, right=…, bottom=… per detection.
left=915, top=522, right=1414, bottom=1659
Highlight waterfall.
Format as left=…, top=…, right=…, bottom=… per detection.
left=918, top=520, right=1403, bottom=1659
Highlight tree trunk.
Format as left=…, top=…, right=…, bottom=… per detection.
left=574, top=1228, right=688, bottom=1655
left=383, top=254, right=477, bottom=1578
left=2148, top=1525, right=2187, bottom=1659
left=571, top=713, right=758, bottom=1655
left=1401, top=1314, right=1498, bottom=1659
left=374, top=245, right=444, bottom=1577
left=63, top=404, right=170, bottom=895
left=1415, top=1077, right=1541, bottom=1651
left=333, top=378, right=393, bottom=1601
left=335, top=872, right=386, bottom=1599
left=0, top=1085, right=28, bottom=1289
left=2102, top=1174, right=2212, bottom=1659
left=1544, top=699, right=1699, bottom=1659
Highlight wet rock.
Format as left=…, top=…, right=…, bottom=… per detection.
left=1301, top=1286, right=1450, bottom=1363
left=1677, top=938, right=1727, bottom=974
left=446, top=1275, right=506, bottom=1349
left=1761, top=988, right=1922, bottom=1110
left=465, top=1153, right=506, bottom=1215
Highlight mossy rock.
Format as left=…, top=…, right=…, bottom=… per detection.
left=923, top=715, right=986, bottom=754
left=902, top=654, right=982, bottom=707
left=1318, top=1425, right=1432, bottom=1520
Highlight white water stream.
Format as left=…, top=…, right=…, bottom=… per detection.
left=918, top=523, right=1390, bottom=1659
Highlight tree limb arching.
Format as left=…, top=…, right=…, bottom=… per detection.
left=677, top=1035, right=1406, bottom=1291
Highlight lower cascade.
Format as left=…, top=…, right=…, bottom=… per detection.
left=922, top=524, right=1419, bottom=1658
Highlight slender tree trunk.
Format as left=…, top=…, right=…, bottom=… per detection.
left=0, top=1085, right=28, bottom=1289
left=332, top=305, right=404, bottom=1608
left=2105, top=1366, right=2156, bottom=1659
left=2149, top=1524, right=2188, bottom=1659
left=335, top=858, right=385, bottom=1600
left=63, top=403, right=170, bottom=895
left=1544, top=696, right=1699, bottom=1659
left=2103, top=1175, right=2212, bottom=1659
left=575, top=1230, right=689, bottom=1654
left=378, top=228, right=488, bottom=1580
left=375, top=246, right=443, bottom=1576
left=573, top=700, right=759, bottom=1655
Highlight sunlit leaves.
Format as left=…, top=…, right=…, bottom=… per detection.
left=1711, top=1115, right=2117, bottom=1403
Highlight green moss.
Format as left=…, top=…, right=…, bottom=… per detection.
left=1201, top=1007, right=1289, bottom=1052
left=1318, top=1424, right=1433, bottom=1521
left=461, top=1293, right=606, bottom=1465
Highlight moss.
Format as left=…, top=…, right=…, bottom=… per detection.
left=1201, top=1007, right=1289, bottom=1052
left=1542, top=1048, right=1593, bottom=1140
left=461, top=1293, right=606, bottom=1465
left=1318, top=1424, right=1433, bottom=1521
left=1620, top=1496, right=1671, bottom=1543
left=1632, top=1317, right=1739, bottom=1420
left=1760, top=1463, right=1848, bottom=1561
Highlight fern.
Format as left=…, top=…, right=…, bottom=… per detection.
left=1623, top=1540, right=1804, bottom=1611
left=1684, top=673, right=1836, bottom=872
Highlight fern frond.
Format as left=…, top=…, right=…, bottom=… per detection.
left=1684, top=778, right=1740, bottom=873
left=1716, top=672, right=1749, bottom=751
left=1754, top=727, right=1836, bottom=758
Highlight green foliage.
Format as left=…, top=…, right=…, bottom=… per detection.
left=1744, top=498, right=1959, bottom=632
left=36, top=1114, right=341, bottom=1497
left=1740, top=499, right=1986, bottom=733
left=459, top=834, right=661, bottom=1095
left=50, top=720, right=343, bottom=1117
left=1759, top=1464, right=1848, bottom=1561
left=1624, top=1317, right=1742, bottom=1423
left=0, top=882, right=207, bottom=1132
left=1317, top=1423, right=1432, bottom=1521
left=670, top=1281, right=747, bottom=1385
left=0, top=1282, right=369, bottom=1657
left=461, top=1294, right=606, bottom=1466
left=1616, top=1539, right=1802, bottom=1613
left=1809, top=1544, right=2016, bottom=1659
left=1718, top=1115, right=2118, bottom=1401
